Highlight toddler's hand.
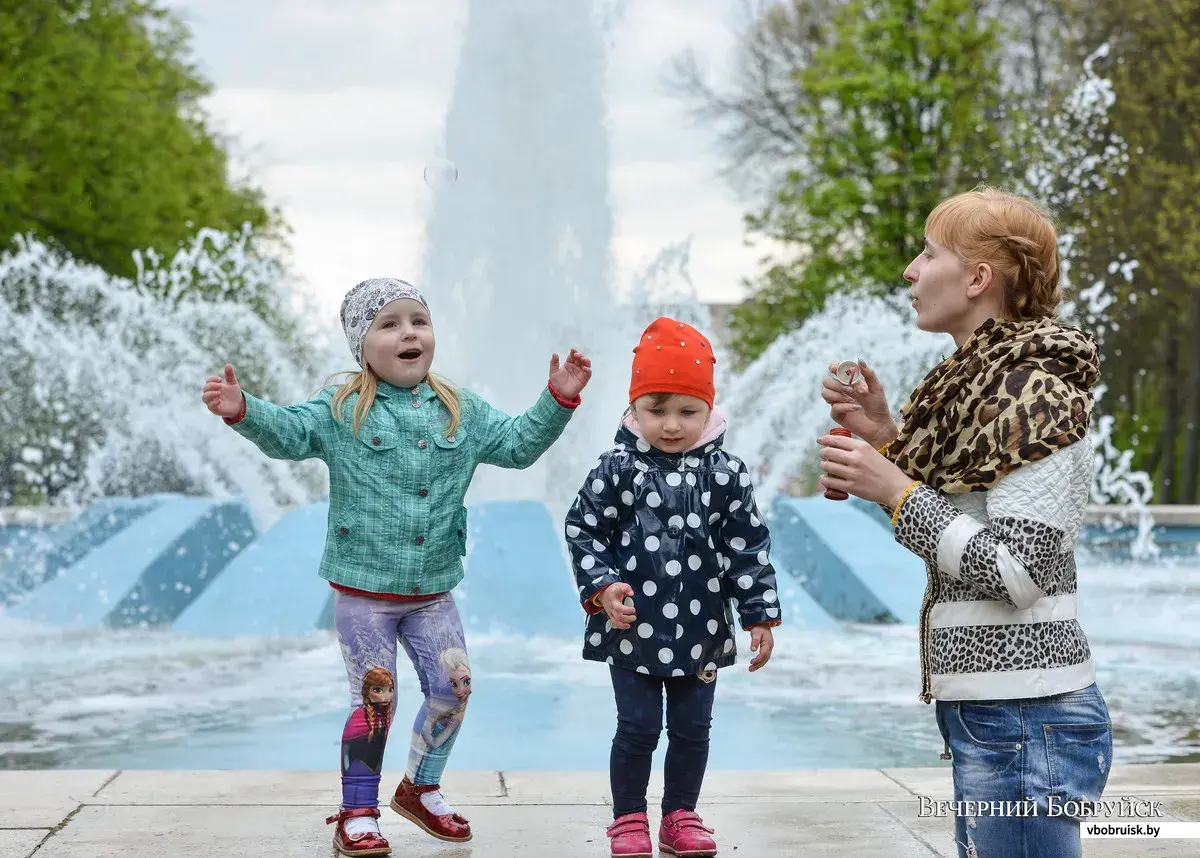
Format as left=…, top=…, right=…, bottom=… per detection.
left=549, top=348, right=592, bottom=399
left=202, top=363, right=245, bottom=420
left=748, top=625, right=774, bottom=672
left=599, top=582, right=637, bottom=630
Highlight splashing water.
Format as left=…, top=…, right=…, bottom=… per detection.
left=0, top=227, right=341, bottom=527
left=0, top=3, right=1186, bottom=774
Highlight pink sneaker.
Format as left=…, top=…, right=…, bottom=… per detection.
left=659, top=809, right=717, bottom=857
left=606, top=811, right=653, bottom=858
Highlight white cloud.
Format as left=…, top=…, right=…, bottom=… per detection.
left=175, top=0, right=766, bottom=314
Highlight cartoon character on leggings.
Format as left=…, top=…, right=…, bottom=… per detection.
left=341, top=667, right=395, bottom=806
left=420, top=648, right=471, bottom=749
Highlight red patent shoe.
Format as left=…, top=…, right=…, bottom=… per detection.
left=659, top=809, right=717, bottom=857
left=389, top=776, right=472, bottom=842
left=325, top=807, right=391, bottom=857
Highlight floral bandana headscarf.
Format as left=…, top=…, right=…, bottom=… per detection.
left=339, top=277, right=429, bottom=366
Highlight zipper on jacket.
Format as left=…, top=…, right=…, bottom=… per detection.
left=918, top=566, right=939, bottom=704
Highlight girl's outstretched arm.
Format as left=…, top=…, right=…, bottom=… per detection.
left=467, top=394, right=572, bottom=470
left=203, top=363, right=333, bottom=462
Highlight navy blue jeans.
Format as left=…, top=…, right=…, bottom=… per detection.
left=935, top=683, right=1113, bottom=858
left=609, top=666, right=716, bottom=817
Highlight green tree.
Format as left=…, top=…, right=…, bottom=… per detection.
left=0, top=0, right=280, bottom=282
left=706, top=0, right=1010, bottom=363
left=1067, top=0, right=1200, bottom=503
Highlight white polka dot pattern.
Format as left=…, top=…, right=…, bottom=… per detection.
left=564, top=421, right=782, bottom=676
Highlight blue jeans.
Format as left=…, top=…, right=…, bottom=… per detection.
left=935, top=683, right=1113, bottom=858
left=609, top=666, right=717, bottom=817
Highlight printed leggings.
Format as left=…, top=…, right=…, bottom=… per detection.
left=335, top=590, right=472, bottom=810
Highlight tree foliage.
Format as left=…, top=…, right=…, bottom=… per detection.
left=0, top=0, right=280, bottom=280
left=1065, top=0, right=1200, bottom=502
left=674, top=0, right=1012, bottom=363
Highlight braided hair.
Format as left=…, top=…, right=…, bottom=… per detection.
left=924, top=186, right=1061, bottom=320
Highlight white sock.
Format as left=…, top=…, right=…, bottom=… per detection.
left=420, top=790, right=454, bottom=816
left=343, top=813, right=380, bottom=840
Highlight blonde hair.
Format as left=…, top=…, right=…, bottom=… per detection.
left=924, top=186, right=1061, bottom=320
left=325, top=367, right=461, bottom=438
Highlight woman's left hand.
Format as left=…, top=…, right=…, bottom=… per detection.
left=548, top=348, right=592, bottom=399
left=818, top=433, right=914, bottom=507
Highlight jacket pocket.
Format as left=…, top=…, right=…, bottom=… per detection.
left=454, top=505, right=468, bottom=556
left=433, top=427, right=469, bottom=470
left=357, top=429, right=400, bottom=475
left=330, top=505, right=362, bottom=560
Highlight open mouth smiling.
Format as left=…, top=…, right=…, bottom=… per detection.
left=398, top=349, right=423, bottom=360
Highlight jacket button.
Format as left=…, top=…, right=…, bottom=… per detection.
left=457, top=529, right=464, bottom=539
left=418, top=488, right=428, bottom=497
left=668, top=526, right=681, bottom=538
left=412, top=400, right=421, bottom=408
left=339, top=527, right=349, bottom=536
left=415, top=536, right=425, bottom=545
left=372, top=436, right=381, bottom=446
left=417, top=439, right=427, bottom=449
left=411, top=586, right=421, bottom=594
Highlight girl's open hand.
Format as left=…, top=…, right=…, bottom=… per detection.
left=202, top=363, right=245, bottom=420
left=549, top=348, right=592, bottom=399
left=748, top=625, right=774, bottom=671
left=818, top=432, right=913, bottom=507
left=599, top=582, right=637, bottom=630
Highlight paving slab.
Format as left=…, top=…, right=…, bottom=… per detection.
left=651, top=768, right=915, bottom=803
left=881, top=765, right=953, bottom=799
left=90, top=769, right=503, bottom=806
left=0, top=770, right=115, bottom=828
left=497, top=770, right=610, bottom=805
left=28, top=802, right=942, bottom=858
left=7, top=766, right=1198, bottom=857
left=0, top=830, right=49, bottom=858
left=1102, top=763, right=1200, bottom=795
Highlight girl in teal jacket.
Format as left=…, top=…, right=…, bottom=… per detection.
left=202, top=277, right=591, bottom=856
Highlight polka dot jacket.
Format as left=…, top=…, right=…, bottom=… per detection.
left=564, top=410, right=783, bottom=678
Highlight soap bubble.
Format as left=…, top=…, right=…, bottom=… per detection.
left=423, top=159, right=458, bottom=189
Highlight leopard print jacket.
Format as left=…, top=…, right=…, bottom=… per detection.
left=893, top=440, right=1095, bottom=703
left=881, top=318, right=1100, bottom=702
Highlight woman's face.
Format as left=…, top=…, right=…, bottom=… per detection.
left=903, top=237, right=974, bottom=333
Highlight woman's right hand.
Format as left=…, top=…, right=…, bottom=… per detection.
left=821, top=359, right=899, bottom=449
left=202, top=363, right=245, bottom=420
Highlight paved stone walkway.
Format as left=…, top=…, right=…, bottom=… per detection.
left=2, top=764, right=1198, bottom=856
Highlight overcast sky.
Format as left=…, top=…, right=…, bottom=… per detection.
left=168, top=0, right=763, bottom=319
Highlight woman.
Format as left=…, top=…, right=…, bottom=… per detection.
left=817, top=187, right=1112, bottom=858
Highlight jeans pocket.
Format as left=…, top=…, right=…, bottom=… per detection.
left=1045, top=720, right=1113, bottom=809
left=954, top=703, right=1023, bottom=749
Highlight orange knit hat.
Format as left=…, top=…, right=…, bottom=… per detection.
left=629, top=317, right=717, bottom=408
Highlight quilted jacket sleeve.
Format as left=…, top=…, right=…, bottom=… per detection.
left=468, top=386, right=576, bottom=470
left=228, top=390, right=334, bottom=462
left=892, top=443, right=1091, bottom=609
left=717, top=460, right=783, bottom=629
left=564, top=453, right=622, bottom=613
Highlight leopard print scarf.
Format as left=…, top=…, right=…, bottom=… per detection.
left=880, top=317, right=1099, bottom=494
